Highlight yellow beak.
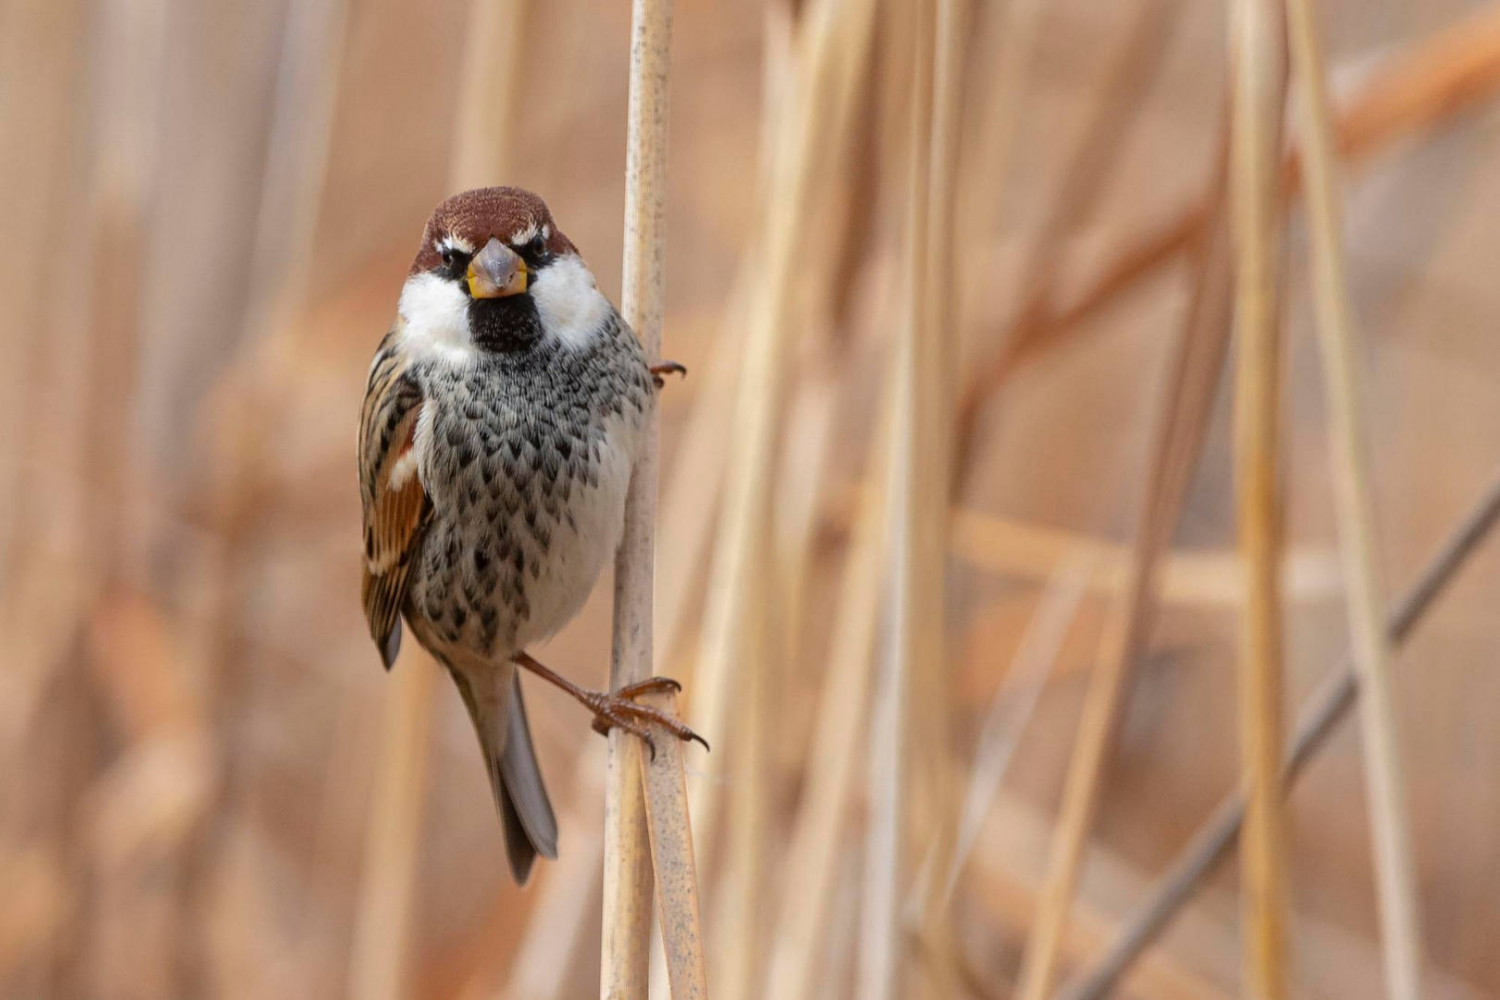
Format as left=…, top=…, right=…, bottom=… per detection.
left=467, top=237, right=529, bottom=298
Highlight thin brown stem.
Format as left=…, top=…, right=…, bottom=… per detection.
left=860, top=0, right=937, bottom=995
left=1228, top=0, right=1291, bottom=995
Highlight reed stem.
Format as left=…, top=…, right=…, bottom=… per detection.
left=1285, top=0, right=1425, bottom=994
left=1228, top=0, right=1290, bottom=993
left=604, top=0, right=709, bottom=997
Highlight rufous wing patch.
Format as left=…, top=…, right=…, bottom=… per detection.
left=358, top=340, right=430, bottom=668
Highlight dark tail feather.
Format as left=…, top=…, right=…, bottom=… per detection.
left=451, top=668, right=559, bottom=884
left=499, top=673, right=558, bottom=879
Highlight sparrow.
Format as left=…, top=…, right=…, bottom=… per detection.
left=358, top=187, right=702, bottom=883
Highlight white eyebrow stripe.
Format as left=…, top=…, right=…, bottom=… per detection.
left=510, top=222, right=540, bottom=247
left=437, top=234, right=475, bottom=255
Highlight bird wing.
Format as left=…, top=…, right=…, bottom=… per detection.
left=358, top=328, right=431, bottom=667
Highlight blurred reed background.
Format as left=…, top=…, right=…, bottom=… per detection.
left=5, top=0, right=1500, bottom=997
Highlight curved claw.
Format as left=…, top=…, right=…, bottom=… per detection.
left=617, top=675, right=683, bottom=697
left=584, top=678, right=707, bottom=756
left=649, top=361, right=688, bottom=389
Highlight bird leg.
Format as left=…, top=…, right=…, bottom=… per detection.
left=649, top=360, right=687, bottom=389
left=512, top=650, right=708, bottom=758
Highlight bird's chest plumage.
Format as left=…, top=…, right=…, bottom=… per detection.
left=406, top=334, right=650, bottom=658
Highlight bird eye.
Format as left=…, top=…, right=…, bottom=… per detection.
left=527, top=235, right=549, bottom=261
left=440, top=247, right=456, bottom=266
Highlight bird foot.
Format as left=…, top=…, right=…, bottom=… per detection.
left=649, top=361, right=687, bottom=389
left=584, top=676, right=709, bottom=759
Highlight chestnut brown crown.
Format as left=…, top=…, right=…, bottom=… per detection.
left=408, top=187, right=578, bottom=275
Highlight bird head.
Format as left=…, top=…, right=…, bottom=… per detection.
left=398, top=187, right=611, bottom=353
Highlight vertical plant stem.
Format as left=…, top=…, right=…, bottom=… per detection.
left=637, top=693, right=708, bottom=999
left=1229, top=0, right=1290, bottom=996
left=912, top=0, right=966, bottom=994
left=859, top=0, right=935, bottom=996
left=1285, top=1, right=1424, bottom=996
left=601, top=739, right=653, bottom=1000
left=605, top=1, right=706, bottom=998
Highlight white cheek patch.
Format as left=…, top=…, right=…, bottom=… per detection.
left=532, top=254, right=612, bottom=350
left=396, top=272, right=475, bottom=364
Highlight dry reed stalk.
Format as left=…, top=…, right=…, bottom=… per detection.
left=601, top=745, right=653, bottom=1000
left=910, top=0, right=967, bottom=995
left=1285, top=2, right=1424, bottom=995
left=761, top=396, right=891, bottom=1000
left=1063, top=462, right=1500, bottom=1000
left=960, top=0, right=1500, bottom=429
left=1229, top=0, right=1290, bottom=994
left=348, top=3, right=522, bottom=995
left=860, top=0, right=936, bottom=996
left=1010, top=132, right=1235, bottom=1000
left=604, top=0, right=709, bottom=997
left=637, top=691, right=708, bottom=998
